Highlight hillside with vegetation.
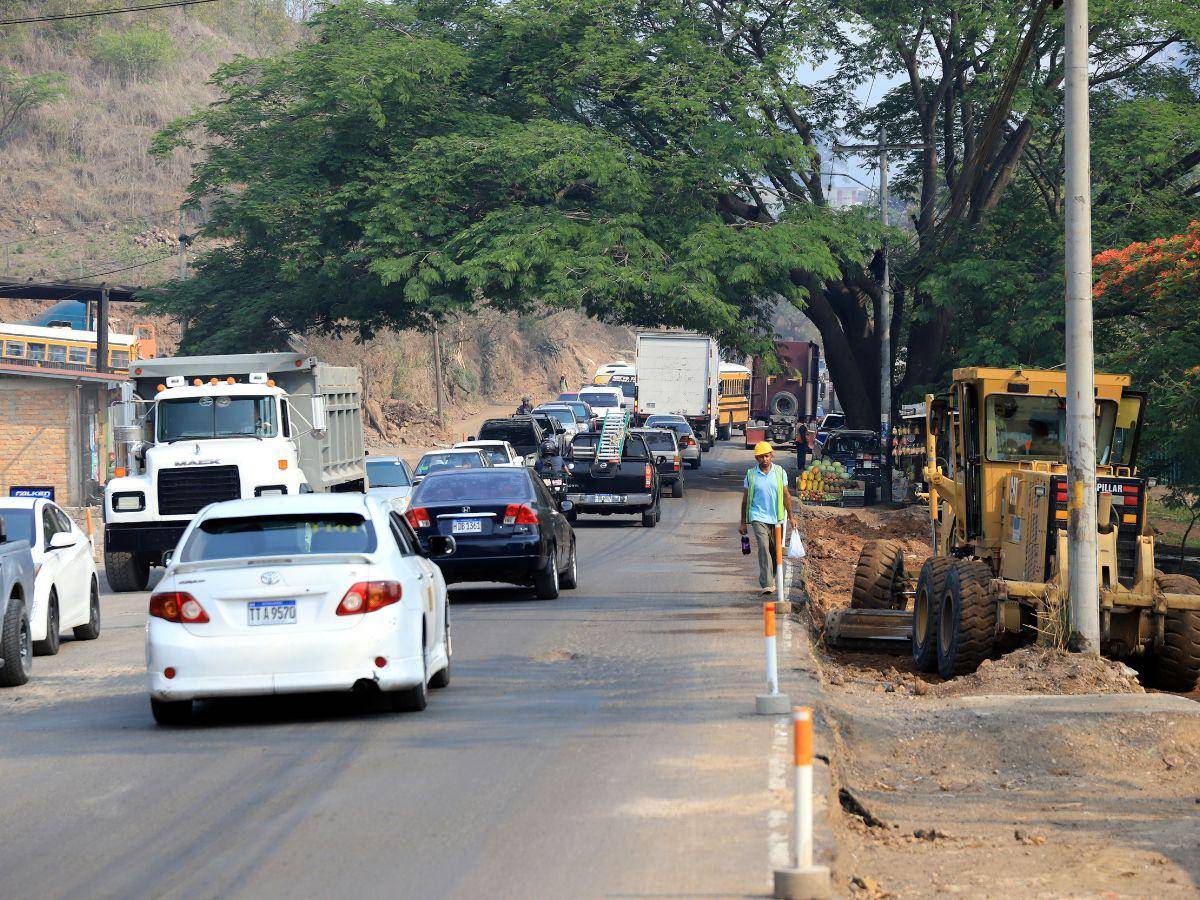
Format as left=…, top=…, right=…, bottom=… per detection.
left=0, top=2, right=632, bottom=436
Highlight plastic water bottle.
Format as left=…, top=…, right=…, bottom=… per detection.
left=741, top=534, right=751, bottom=555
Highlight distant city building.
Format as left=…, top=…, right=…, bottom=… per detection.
left=828, top=185, right=873, bottom=209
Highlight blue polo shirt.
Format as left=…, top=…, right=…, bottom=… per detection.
left=745, top=463, right=786, bottom=525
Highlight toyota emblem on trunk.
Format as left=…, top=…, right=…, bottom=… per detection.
left=261, top=572, right=281, bottom=585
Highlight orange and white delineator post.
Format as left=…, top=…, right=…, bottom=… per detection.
left=772, top=706, right=830, bottom=899
left=793, top=706, right=814, bottom=869
left=774, top=522, right=786, bottom=605
left=764, top=602, right=780, bottom=694
left=755, top=601, right=790, bottom=714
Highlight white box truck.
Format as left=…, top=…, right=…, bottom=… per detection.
left=103, top=353, right=366, bottom=591
left=634, top=332, right=720, bottom=449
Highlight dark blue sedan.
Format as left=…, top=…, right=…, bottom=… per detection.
left=405, top=468, right=578, bottom=599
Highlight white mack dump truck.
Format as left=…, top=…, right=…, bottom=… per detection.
left=103, top=353, right=366, bottom=592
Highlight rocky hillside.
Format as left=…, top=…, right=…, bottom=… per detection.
left=0, top=4, right=635, bottom=440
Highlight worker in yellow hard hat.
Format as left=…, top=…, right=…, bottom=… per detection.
left=739, top=442, right=798, bottom=595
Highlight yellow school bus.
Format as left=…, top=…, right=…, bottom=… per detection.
left=718, top=362, right=751, bottom=439
left=0, top=321, right=156, bottom=373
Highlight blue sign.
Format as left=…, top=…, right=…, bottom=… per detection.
left=9, top=486, right=54, bottom=500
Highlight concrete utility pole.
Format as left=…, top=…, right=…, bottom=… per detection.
left=1063, top=0, right=1100, bottom=653
left=432, top=326, right=445, bottom=428
left=96, top=284, right=110, bottom=375
left=832, top=131, right=922, bottom=505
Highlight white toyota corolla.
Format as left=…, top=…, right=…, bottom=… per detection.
left=145, top=493, right=454, bottom=725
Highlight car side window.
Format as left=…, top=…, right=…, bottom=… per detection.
left=389, top=512, right=417, bottom=555
left=51, top=505, right=74, bottom=534
left=531, top=476, right=553, bottom=508
left=41, top=506, right=60, bottom=545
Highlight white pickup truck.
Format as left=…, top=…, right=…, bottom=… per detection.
left=0, top=519, right=36, bottom=686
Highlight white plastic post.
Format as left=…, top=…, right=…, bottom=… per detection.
left=756, top=602, right=790, bottom=714
left=764, top=602, right=779, bottom=694
left=776, top=522, right=786, bottom=605
left=773, top=707, right=830, bottom=898
left=793, top=707, right=813, bottom=869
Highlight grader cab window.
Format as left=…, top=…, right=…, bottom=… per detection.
left=987, top=395, right=1118, bottom=463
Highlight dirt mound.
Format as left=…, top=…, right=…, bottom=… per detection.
left=799, top=505, right=930, bottom=616
left=930, top=646, right=1144, bottom=697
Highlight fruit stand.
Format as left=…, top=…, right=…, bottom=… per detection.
left=797, top=459, right=860, bottom=506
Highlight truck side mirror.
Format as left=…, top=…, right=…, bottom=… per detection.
left=310, top=396, right=328, bottom=436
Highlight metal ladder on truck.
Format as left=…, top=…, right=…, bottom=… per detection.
left=596, top=409, right=630, bottom=462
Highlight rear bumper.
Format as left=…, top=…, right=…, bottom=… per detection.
left=425, top=535, right=547, bottom=585
left=105, top=521, right=188, bottom=556
left=564, top=491, right=654, bottom=513
left=146, top=616, right=424, bottom=701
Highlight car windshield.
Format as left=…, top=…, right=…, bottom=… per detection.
left=612, top=379, right=636, bottom=399
left=580, top=392, right=619, bottom=409
left=157, top=395, right=277, bottom=441
left=537, top=407, right=575, bottom=426
left=636, top=432, right=676, bottom=451
left=0, top=509, right=34, bottom=545
left=415, top=452, right=485, bottom=476
left=475, top=446, right=511, bottom=464
left=182, top=513, right=376, bottom=561
left=366, top=460, right=411, bottom=487
left=564, top=402, right=589, bottom=419
left=412, top=471, right=533, bottom=503
left=655, top=422, right=694, bottom=438
left=986, top=395, right=1117, bottom=463
left=646, top=416, right=685, bottom=427
left=827, top=433, right=878, bottom=454
left=479, top=422, right=539, bottom=454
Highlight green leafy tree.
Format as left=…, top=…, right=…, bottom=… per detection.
left=0, top=67, right=66, bottom=144
left=151, top=0, right=876, bottom=358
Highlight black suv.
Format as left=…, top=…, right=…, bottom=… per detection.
left=819, top=429, right=882, bottom=501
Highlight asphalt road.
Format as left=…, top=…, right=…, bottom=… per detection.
left=0, top=442, right=801, bottom=899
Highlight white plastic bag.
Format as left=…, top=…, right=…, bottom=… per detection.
left=787, top=530, right=806, bottom=560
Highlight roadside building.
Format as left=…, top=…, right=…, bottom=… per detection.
left=0, top=361, right=123, bottom=507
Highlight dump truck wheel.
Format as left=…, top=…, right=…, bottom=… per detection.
left=912, top=557, right=952, bottom=672
left=937, top=559, right=997, bottom=679
left=852, top=540, right=904, bottom=610
left=1155, top=574, right=1200, bottom=692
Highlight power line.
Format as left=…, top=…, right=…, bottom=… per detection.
left=0, top=251, right=173, bottom=297
left=0, top=0, right=221, bottom=26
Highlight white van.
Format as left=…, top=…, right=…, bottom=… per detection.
left=578, top=386, right=624, bottom=415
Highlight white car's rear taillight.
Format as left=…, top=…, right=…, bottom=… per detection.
left=336, top=581, right=402, bottom=616
left=149, top=591, right=210, bottom=624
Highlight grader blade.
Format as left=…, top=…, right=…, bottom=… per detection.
left=824, top=608, right=911, bottom=653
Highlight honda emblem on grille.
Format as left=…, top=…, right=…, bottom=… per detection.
left=461, top=506, right=471, bottom=513
left=261, top=572, right=281, bottom=585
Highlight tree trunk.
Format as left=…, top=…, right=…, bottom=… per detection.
left=798, top=288, right=877, bottom=429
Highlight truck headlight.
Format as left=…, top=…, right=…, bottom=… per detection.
left=254, top=485, right=288, bottom=497
left=112, top=492, right=145, bottom=512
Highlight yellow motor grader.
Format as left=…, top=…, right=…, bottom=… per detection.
left=839, top=367, right=1200, bottom=689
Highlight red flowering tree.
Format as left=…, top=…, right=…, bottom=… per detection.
left=1096, top=222, right=1200, bottom=554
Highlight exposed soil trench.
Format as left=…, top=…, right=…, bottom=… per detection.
left=795, top=504, right=1200, bottom=899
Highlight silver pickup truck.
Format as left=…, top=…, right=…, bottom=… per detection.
left=0, top=516, right=36, bottom=687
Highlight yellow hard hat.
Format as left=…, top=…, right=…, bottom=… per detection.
left=754, top=441, right=774, bottom=457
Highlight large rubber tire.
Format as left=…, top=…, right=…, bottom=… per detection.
left=717, top=423, right=731, bottom=441
left=74, top=578, right=101, bottom=641
left=33, top=591, right=60, bottom=657
left=560, top=539, right=578, bottom=589
left=1155, top=574, right=1200, bottom=691
left=770, top=391, right=800, bottom=418
left=671, top=479, right=684, bottom=499
left=565, top=509, right=578, bottom=524
left=937, top=559, right=997, bottom=679
left=535, top=545, right=561, bottom=598
left=0, top=597, right=32, bottom=687
left=642, top=506, right=657, bottom=528
left=105, top=551, right=150, bottom=593
left=913, top=557, right=953, bottom=673
left=851, top=540, right=904, bottom=610
left=150, top=697, right=193, bottom=726
left=687, top=458, right=701, bottom=470
left=429, top=614, right=451, bottom=689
